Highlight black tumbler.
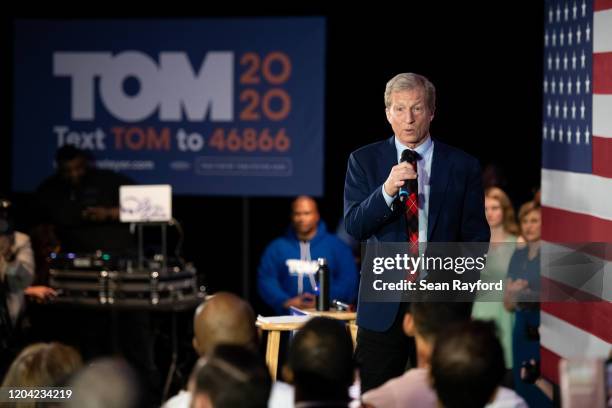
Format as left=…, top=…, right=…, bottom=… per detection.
left=316, top=258, right=330, bottom=311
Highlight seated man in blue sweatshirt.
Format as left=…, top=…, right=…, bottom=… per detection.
left=258, top=196, right=358, bottom=314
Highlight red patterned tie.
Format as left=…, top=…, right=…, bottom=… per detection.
left=404, top=154, right=419, bottom=281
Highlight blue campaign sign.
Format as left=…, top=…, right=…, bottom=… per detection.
left=13, top=19, right=325, bottom=196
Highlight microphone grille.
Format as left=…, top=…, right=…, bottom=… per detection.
left=401, top=149, right=419, bottom=163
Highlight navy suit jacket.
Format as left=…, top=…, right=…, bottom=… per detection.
left=344, top=136, right=490, bottom=331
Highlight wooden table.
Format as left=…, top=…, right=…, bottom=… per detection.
left=256, top=308, right=357, bottom=380
left=290, top=306, right=356, bottom=321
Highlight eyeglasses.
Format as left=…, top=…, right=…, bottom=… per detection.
left=388, top=105, right=428, bottom=119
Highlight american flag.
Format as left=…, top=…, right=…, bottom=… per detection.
left=541, top=0, right=612, bottom=382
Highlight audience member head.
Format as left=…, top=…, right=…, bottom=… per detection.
left=192, top=292, right=257, bottom=357
left=1, top=342, right=82, bottom=389
left=403, top=299, right=473, bottom=367
left=518, top=200, right=541, bottom=243
left=286, top=317, right=354, bottom=403
left=430, top=320, right=505, bottom=408
left=484, top=187, right=519, bottom=235
left=54, top=145, right=90, bottom=187
left=67, top=358, right=142, bottom=408
left=191, top=344, right=271, bottom=408
left=291, top=196, right=320, bottom=241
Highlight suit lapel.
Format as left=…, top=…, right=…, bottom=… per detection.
left=376, top=136, right=407, bottom=242
left=380, top=136, right=398, bottom=182
left=428, top=141, right=451, bottom=240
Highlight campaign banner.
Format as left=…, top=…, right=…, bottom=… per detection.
left=13, top=18, right=325, bottom=196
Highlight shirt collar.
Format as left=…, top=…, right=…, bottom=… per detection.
left=394, top=135, right=433, bottom=160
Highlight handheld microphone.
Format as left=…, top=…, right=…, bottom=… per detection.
left=399, top=149, right=418, bottom=203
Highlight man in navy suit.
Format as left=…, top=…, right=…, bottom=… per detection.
left=344, top=73, right=489, bottom=392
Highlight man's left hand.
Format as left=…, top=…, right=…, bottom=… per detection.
left=25, top=286, right=58, bottom=303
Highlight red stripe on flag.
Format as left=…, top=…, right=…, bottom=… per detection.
left=593, top=136, right=612, bottom=178
left=593, top=0, right=612, bottom=11
left=594, top=0, right=612, bottom=11
left=593, top=52, right=612, bottom=94
left=541, top=301, right=612, bottom=343
left=541, top=346, right=561, bottom=384
left=542, top=206, right=612, bottom=244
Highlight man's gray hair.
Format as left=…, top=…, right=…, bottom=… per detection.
left=67, top=358, right=140, bottom=408
left=384, top=73, right=436, bottom=112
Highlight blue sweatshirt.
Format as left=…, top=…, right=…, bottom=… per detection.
left=257, top=221, right=358, bottom=314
